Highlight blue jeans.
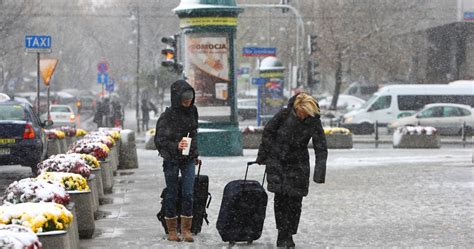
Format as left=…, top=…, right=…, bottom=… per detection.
left=163, top=159, right=195, bottom=218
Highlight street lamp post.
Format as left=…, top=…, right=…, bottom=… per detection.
left=134, top=6, right=141, bottom=133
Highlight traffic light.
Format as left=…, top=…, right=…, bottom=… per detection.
left=307, top=60, right=320, bottom=87
left=161, top=35, right=183, bottom=74
left=308, top=35, right=318, bottom=55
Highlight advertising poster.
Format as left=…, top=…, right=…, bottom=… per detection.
left=260, top=78, right=286, bottom=117
left=184, top=33, right=231, bottom=118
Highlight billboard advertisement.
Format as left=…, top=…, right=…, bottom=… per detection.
left=184, top=32, right=231, bottom=119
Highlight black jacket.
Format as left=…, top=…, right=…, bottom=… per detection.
left=257, top=93, right=328, bottom=197
left=154, top=80, right=199, bottom=161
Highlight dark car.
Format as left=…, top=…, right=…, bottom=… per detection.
left=238, top=98, right=258, bottom=120
left=0, top=101, right=52, bottom=173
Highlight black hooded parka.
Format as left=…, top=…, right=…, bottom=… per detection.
left=257, top=93, right=328, bottom=197
left=154, top=80, right=199, bottom=161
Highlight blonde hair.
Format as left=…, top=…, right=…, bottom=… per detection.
left=293, top=93, right=320, bottom=117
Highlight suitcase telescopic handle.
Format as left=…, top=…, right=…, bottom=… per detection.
left=245, top=161, right=266, bottom=186
left=196, top=159, right=202, bottom=177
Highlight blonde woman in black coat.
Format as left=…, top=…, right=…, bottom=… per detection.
left=256, top=92, right=328, bottom=248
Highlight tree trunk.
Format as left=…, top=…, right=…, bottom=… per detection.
left=330, top=50, right=342, bottom=110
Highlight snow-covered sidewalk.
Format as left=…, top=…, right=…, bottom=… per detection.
left=80, top=147, right=473, bottom=248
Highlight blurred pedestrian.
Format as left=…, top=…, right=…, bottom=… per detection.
left=154, top=80, right=199, bottom=243
left=111, top=99, right=122, bottom=128
left=141, top=98, right=157, bottom=131
left=256, top=92, right=328, bottom=248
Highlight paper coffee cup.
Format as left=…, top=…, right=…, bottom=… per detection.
left=182, top=137, right=192, bottom=155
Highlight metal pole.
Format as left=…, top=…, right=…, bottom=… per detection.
left=36, top=52, right=40, bottom=114
left=47, top=86, right=51, bottom=121
left=135, top=6, right=141, bottom=133
left=462, top=121, right=466, bottom=148
left=374, top=121, right=379, bottom=148
left=239, top=4, right=305, bottom=83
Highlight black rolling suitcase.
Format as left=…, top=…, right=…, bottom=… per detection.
left=216, top=161, right=268, bottom=244
left=157, top=161, right=212, bottom=234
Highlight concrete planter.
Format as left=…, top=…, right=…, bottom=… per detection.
left=100, top=159, right=114, bottom=194
left=37, top=230, right=69, bottom=249
left=393, top=132, right=441, bottom=148
left=86, top=175, right=99, bottom=216
left=90, top=168, right=104, bottom=200
left=65, top=136, right=76, bottom=149
left=65, top=203, right=80, bottom=249
left=46, top=138, right=61, bottom=157
left=326, top=134, right=353, bottom=149
left=109, top=146, right=118, bottom=173
left=67, top=190, right=95, bottom=239
left=119, top=129, right=138, bottom=169
left=59, top=138, right=68, bottom=154
left=145, top=132, right=156, bottom=150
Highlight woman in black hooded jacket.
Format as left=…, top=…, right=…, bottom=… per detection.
left=256, top=92, right=328, bottom=248
left=154, top=80, right=199, bottom=243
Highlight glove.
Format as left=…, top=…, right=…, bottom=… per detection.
left=255, top=157, right=265, bottom=165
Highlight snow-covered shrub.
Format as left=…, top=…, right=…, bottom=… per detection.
left=2, top=178, right=70, bottom=205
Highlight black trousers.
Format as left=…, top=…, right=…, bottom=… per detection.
left=274, top=193, right=303, bottom=235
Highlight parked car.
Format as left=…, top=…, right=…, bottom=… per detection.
left=0, top=100, right=52, bottom=172
left=318, top=94, right=365, bottom=111
left=238, top=98, right=258, bottom=120
left=43, top=104, right=76, bottom=127
left=388, top=103, right=474, bottom=135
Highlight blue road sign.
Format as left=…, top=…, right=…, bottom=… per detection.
left=242, top=47, right=276, bottom=57
left=25, top=36, right=51, bottom=49
left=97, top=73, right=109, bottom=84
left=106, top=79, right=115, bottom=92
left=252, top=77, right=267, bottom=85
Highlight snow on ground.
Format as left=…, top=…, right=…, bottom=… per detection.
left=81, top=147, right=473, bottom=248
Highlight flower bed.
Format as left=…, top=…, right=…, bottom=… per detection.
left=323, top=127, right=353, bottom=149
left=37, top=154, right=91, bottom=179
left=240, top=126, right=263, bottom=149
left=0, top=224, right=42, bottom=249
left=68, top=142, right=109, bottom=161
left=44, top=129, right=65, bottom=140
left=37, top=173, right=90, bottom=192
left=75, top=129, right=87, bottom=137
left=0, top=203, right=73, bottom=233
left=2, top=178, right=70, bottom=205
left=393, top=126, right=440, bottom=148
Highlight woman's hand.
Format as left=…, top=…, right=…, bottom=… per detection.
left=178, top=138, right=188, bottom=151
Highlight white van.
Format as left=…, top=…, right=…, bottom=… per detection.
left=341, top=84, right=474, bottom=134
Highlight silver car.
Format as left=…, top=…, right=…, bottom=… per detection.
left=388, top=103, right=474, bottom=135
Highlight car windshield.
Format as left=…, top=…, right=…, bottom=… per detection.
left=0, top=105, right=26, bottom=120
left=51, top=106, right=71, bottom=113
left=358, top=95, right=378, bottom=110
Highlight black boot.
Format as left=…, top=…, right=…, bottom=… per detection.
left=276, top=230, right=287, bottom=247
left=286, top=234, right=295, bottom=248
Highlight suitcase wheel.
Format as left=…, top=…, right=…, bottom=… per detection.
left=229, top=241, right=235, bottom=245
left=247, top=240, right=253, bottom=245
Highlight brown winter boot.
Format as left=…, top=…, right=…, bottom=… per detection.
left=165, top=217, right=181, bottom=242
left=180, top=216, right=194, bottom=242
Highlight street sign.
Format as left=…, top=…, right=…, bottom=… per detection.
left=97, top=62, right=108, bottom=73
left=25, top=35, right=52, bottom=53
left=106, top=79, right=115, bottom=92
left=251, top=77, right=267, bottom=85
left=242, top=47, right=276, bottom=57
left=39, top=59, right=58, bottom=86
left=97, top=73, right=109, bottom=84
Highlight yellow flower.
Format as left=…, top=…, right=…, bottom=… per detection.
left=147, top=128, right=156, bottom=136
left=37, top=172, right=90, bottom=191
left=76, top=129, right=88, bottom=137
left=79, top=154, right=100, bottom=168
left=324, top=127, right=351, bottom=135
left=55, top=130, right=65, bottom=139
